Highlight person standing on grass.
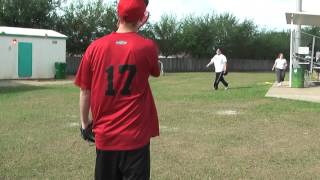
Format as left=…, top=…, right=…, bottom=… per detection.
left=206, top=48, right=229, bottom=90
left=74, top=0, right=160, bottom=179
left=272, top=53, right=287, bottom=86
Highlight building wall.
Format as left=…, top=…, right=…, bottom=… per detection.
left=0, top=36, right=66, bottom=79
left=0, top=36, right=18, bottom=79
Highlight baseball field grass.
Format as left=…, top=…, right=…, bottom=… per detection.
left=0, top=72, right=320, bottom=179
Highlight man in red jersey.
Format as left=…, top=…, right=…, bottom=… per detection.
left=74, top=0, right=160, bottom=179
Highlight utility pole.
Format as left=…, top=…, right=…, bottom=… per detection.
left=295, top=0, right=302, bottom=51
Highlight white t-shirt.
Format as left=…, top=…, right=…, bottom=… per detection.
left=209, top=54, right=227, bottom=72
left=274, top=58, right=287, bottom=70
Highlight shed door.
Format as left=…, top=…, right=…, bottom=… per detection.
left=18, top=42, right=32, bottom=77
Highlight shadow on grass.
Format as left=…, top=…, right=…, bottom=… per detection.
left=0, top=85, right=49, bottom=95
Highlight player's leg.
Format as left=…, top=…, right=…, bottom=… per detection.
left=214, top=72, right=221, bottom=90
left=276, top=69, right=281, bottom=85
left=280, top=69, right=285, bottom=82
left=95, top=149, right=121, bottom=180
left=121, top=143, right=150, bottom=180
left=220, top=75, right=228, bottom=88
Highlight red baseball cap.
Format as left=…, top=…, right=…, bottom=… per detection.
left=118, top=0, right=147, bottom=22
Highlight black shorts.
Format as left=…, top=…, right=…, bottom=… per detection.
left=95, top=143, right=150, bottom=180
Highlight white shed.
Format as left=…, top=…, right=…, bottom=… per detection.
left=0, top=26, right=67, bottom=79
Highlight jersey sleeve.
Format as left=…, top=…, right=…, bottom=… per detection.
left=208, top=57, right=214, bottom=66
left=148, top=41, right=160, bottom=77
left=223, top=55, right=227, bottom=63
left=74, top=46, right=93, bottom=90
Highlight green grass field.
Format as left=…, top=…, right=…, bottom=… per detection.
left=1, top=72, right=320, bottom=179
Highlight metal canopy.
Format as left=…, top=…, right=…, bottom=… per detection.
left=286, top=11, right=320, bottom=26
left=286, top=11, right=320, bottom=87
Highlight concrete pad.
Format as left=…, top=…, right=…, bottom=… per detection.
left=266, top=81, right=320, bottom=103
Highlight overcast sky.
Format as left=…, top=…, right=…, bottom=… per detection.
left=106, top=0, right=320, bottom=31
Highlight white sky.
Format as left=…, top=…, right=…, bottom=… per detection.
left=106, top=0, right=320, bottom=31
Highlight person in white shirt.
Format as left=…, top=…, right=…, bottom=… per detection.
left=272, top=53, right=287, bottom=86
left=206, top=48, right=229, bottom=90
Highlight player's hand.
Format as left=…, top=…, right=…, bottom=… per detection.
left=80, top=122, right=95, bottom=143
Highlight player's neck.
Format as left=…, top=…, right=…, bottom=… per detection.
left=116, top=22, right=138, bottom=33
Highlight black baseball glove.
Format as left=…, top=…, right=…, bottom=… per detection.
left=224, top=70, right=228, bottom=76
left=80, top=123, right=95, bottom=143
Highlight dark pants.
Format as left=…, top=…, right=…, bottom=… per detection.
left=276, top=68, right=285, bottom=83
left=95, top=143, right=150, bottom=180
left=214, top=72, right=228, bottom=90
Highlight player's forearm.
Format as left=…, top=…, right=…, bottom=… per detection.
left=80, top=89, right=91, bottom=129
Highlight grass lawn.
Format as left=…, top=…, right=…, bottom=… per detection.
left=0, top=72, right=320, bottom=179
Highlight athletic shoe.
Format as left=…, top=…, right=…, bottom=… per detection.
left=225, top=86, right=228, bottom=90
left=212, top=85, right=218, bottom=90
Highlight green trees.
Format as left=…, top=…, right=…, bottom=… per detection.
left=0, top=0, right=292, bottom=59
left=60, top=0, right=117, bottom=55
left=251, top=31, right=290, bottom=59
left=151, top=12, right=287, bottom=60
left=179, top=14, right=215, bottom=58
left=153, top=14, right=181, bottom=57
left=0, top=0, right=118, bottom=55
left=0, top=0, right=62, bottom=28
left=161, top=13, right=259, bottom=59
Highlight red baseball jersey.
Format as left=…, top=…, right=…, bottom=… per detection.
left=75, top=32, right=160, bottom=151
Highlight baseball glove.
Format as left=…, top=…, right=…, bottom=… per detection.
left=80, top=123, right=95, bottom=143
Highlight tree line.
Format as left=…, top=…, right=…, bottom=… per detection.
left=1, top=0, right=320, bottom=59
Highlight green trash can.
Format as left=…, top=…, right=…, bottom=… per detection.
left=291, top=66, right=305, bottom=88
left=55, top=62, right=66, bottom=79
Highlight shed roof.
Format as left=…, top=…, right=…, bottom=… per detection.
left=0, top=26, right=67, bottom=39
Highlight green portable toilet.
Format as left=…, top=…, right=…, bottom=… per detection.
left=55, top=62, right=66, bottom=79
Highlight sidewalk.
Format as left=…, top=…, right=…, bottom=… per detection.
left=265, top=81, right=320, bottom=103
left=0, top=76, right=74, bottom=87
